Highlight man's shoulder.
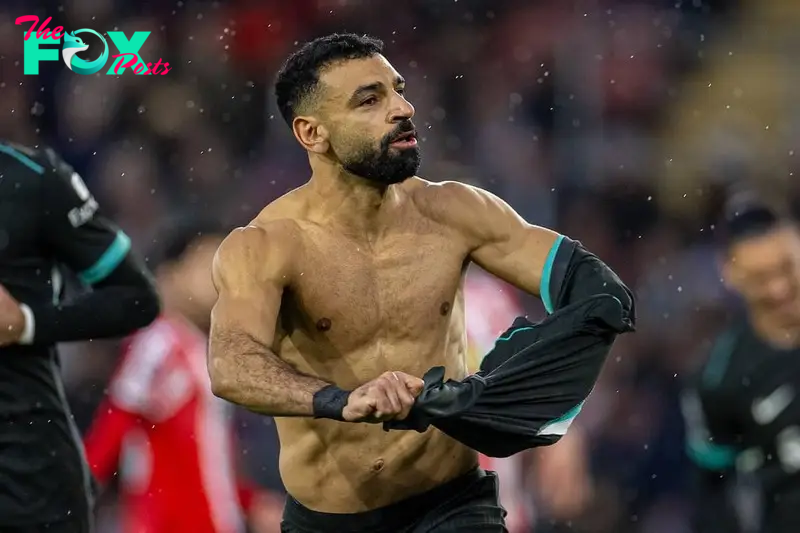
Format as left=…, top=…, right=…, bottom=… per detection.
left=251, top=186, right=312, bottom=234
left=405, top=178, right=484, bottom=222
left=214, top=207, right=303, bottom=285
left=697, top=326, right=747, bottom=392
left=405, top=177, right=475, bottom=200
left=0, top=143, right=51, bottom=187
left=0, top=143, right=88, bottom=208
left=220, top=219, right=301, bottom=258
left=0, top=142, right=71, bottom=176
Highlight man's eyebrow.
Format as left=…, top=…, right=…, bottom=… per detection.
left=350, top=82, right=383, bottom=101
left=348, top=76, right=406, bottom=104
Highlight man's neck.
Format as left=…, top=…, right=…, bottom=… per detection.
left=307, top=164, right=397, bottom=239
left=750, top=309, right=800, bottom=349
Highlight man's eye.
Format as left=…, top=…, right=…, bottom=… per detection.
left=397, top=88, right=405, bottom=96
left=361, top=97, right=377, bottom=106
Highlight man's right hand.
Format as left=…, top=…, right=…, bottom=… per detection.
left=342, top=371, right=425, bottom=423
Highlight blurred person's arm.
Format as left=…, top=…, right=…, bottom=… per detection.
left=4, top=147, right=159, bottom=346
left=533, top=425, right=594, bottom=520
left=681, top=379, right=743, bottom=533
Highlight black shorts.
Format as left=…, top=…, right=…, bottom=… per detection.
left=281, top=468, right=507, bottom=533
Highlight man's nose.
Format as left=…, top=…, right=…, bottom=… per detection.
left=389, top=94, right=415, bottom=122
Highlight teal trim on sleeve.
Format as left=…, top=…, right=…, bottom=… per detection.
left=78, top=231, right=131, bottom=285
left=496, top=326, right=534, bottom=342
left=702, top=331, right=738, bottom=388
left=540, top=234, right=565, bottom=314
left=0, top=143, right=44, bottom=174
left=537, top=399, right=586, bottom=436
left=686, top=438, right=737, bottom=470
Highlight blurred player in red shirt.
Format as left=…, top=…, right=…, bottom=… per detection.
left=84, top=216, right=282, bottom=533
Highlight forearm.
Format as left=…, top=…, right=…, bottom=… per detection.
left=208, top=345, right=332, bottom=417
left=20, top=256, right=159, bottom=346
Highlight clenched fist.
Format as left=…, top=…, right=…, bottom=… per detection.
left=342, top=371, right=424, bottom=423
left=0, top=284, right=25, bottom=347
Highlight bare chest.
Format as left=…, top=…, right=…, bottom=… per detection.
left=281, top=229, right=465, bottom=350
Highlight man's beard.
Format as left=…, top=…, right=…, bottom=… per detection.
left=342, top=122, right=420, bottom=185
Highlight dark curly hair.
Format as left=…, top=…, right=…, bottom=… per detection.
left=274, top=33, right=384, bottom=128
left=719, top=188, right=790, bottom=249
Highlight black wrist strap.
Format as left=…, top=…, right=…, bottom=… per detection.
left=313, top=385, right=350, bottom=421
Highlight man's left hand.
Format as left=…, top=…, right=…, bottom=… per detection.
left=0, top=284, right=25, bottom=347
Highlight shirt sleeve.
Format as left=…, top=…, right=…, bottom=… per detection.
left=681, top=386, right=740, bottom=471
left=682, top=383, right=744, bottom=532
left=39, top=148, right=131, bottom=285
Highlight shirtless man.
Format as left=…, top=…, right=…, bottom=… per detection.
left=209, top=33, right=623, bottom=533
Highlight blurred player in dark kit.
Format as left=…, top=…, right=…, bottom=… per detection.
left=682, top=193, right=800, bottom=533
left=0, top=141, right=160, bottom=532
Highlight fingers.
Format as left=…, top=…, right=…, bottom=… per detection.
left=369, top=372, right=418, bottom=421
left=390, top=372, right=416, bottom=420
left=344, top=371, right=426, bottom=423
left=373, top=375, right=402, bottom=417
left=392, top=374, right=417, bottom=408
left=396, top=372, right=425, bottom=397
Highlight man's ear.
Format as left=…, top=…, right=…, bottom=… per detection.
left=292, top=115, right=330, bottom=154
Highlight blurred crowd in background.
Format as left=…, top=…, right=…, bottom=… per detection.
left=2, top=0, right=797, bottom=531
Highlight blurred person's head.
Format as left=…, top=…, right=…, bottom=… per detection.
left=176, top=125, right=230, bottom=191
left=143, top=82, right=203, bottom=138
left=0, top=85, right=37, bottom=144
left=720, top=192, right=800, bottom=335
left=274, top=33, right=419, bottom=186
left=151, top=215, right=226, bottom=331
left=93, top=139, right=162, bottom=230
left=57, top=75, right=121, bottom=145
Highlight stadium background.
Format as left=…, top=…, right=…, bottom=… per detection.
left=2, top=0, right=796, bottom=531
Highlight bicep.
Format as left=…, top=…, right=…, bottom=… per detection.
left=210, top=279, right=283, bottom=353
left=452, top=184, right=560, bottom=296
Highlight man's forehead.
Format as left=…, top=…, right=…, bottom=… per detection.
left=320, top=55, right=401, bottom=95
left=732, top=227, right=800, bottom=266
